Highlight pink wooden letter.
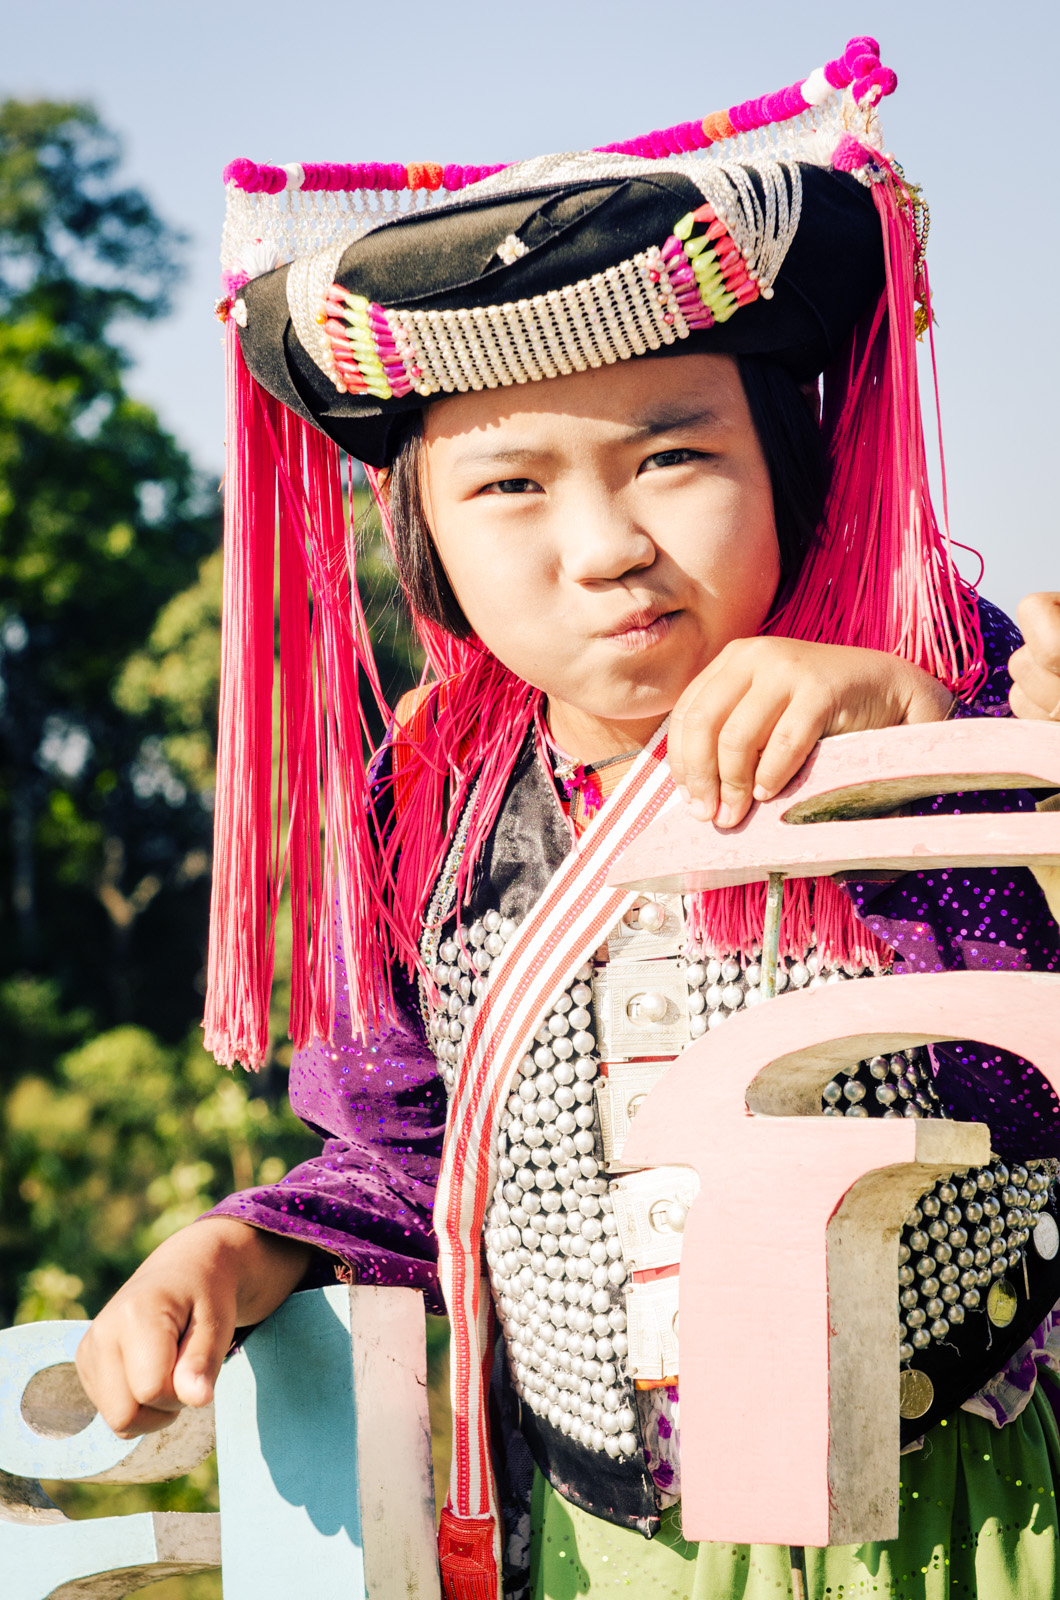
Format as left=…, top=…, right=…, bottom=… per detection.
left=611, top=722, right=1060, bottom=1547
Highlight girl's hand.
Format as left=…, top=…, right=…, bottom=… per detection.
left=669, top=636, right=953, bottom=829
left=1009, top=594, right=1060, bottom=720
left=75, top=1217, right=311, bottom=1438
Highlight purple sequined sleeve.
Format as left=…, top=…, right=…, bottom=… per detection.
left=207, top=972, right=447, bottom=1311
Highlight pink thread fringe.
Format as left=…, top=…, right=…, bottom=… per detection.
left=204, top=325, right=279, bottom=1068
left=205, top=333, right=405, bottom=1067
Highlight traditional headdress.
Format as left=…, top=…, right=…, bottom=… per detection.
left=207, top=36, right=984, bottom=1073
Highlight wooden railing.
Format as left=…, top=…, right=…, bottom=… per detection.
left=0, top=1286, right=441, bottom=1599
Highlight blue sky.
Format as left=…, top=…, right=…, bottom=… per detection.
left=6, top=0, right=1057, bottom=619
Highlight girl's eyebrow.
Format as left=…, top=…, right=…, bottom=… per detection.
left=450, top=408, right=726, bottom=470
left=453, top=444, right=549, bottom=470
left=623, top=405, right=726, bottom=442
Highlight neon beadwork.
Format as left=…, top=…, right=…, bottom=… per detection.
left=317, top=207, right=750, bottom=398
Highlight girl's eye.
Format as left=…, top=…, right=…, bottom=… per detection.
left=640, top=448, right=705, bottom=472
left=479, top=477, right=541, bottom=495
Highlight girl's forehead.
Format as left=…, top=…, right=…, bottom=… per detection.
left=423, top=352, right=746, bottom=447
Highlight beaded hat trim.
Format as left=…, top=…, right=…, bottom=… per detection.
left=221, top=36, right=895, bottom=400
left=295, top=158, right=803, bottom=401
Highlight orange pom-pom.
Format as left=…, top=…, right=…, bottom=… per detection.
left=701, top=110, right=736, bottom=143
left=407, top=161, right=444, bottom=190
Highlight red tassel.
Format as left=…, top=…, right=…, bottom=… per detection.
left=438, top=1507, right=499, bottom=1600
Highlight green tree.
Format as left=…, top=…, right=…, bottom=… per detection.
left=0, top=99, right=240, bottom=1325
left=0, top=100, right=219, bottom=1055
left=0, top=102, right=426, bottom=1595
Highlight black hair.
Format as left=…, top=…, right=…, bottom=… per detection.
left=736, top=354, right=829, bottom=595
left=386, top=356, right=830, bottom=640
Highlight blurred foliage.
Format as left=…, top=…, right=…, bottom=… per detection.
left=0, top=100, right=427, bottom=1592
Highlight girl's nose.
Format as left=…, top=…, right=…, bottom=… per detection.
left=561, top=492, right=657, bottom=585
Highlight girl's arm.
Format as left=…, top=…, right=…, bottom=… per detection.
left=78, top=976, right=445, bottom=1437
left=75, top=1217, right=311, bottom=1438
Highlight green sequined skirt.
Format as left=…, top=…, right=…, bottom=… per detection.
left=529, top=1381, right=1060, bottom=1599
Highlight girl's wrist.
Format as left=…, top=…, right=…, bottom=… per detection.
left=189, top=1216, right=312, bottom=1324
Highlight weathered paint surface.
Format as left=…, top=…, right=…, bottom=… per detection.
left=215, top=1284, right=439, bottom=1600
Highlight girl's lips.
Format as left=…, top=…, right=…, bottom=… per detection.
left=601, top=609, right=679, bottom=653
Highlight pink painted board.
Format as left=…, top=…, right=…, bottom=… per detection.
left=620, top=970, right=1060, bottom=1547
left=610, top=720, right=1060, bottom=893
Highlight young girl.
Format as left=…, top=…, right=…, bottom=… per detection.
left=77, top=39, right=1060, bottom=1600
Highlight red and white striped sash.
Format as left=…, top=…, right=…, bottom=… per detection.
left=434, top=727, right=676, bottom=1599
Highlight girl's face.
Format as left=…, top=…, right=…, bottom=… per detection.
left=421, top=353, right=780, bottom=748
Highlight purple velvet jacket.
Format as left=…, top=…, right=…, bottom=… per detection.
left=209, top=601, right=1060, bottom=1313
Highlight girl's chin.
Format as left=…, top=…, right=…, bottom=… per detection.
left=546, top=679, right=682, bottom=728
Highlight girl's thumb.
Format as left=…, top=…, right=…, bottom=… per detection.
left=172, top=1312, right=231, bottom=1408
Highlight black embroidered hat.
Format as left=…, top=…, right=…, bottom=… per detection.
left=232, top=151, right=886, bottom=467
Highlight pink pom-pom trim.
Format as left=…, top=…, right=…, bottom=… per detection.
left=223, top=157, right=287, bottom=194
left=223, top=157, right=508, bottom=197
left=831, top=134, right=877, bottom=173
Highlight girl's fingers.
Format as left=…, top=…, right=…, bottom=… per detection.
left=117, top=1315, right=185, bottom=1417
left=1009, top=681, right=1058, bottom=722
left=75, top=1333, right=139, bottom=1436
left=751, top=698, right=831, bottom=802
left=114, top=1401, right=193, bottom=1438
left=1016, top=594, right=1060, bottom=675
left=713, top=688, right=787, bottom=826
left=669, top=660, right=753, bottom=820
left=77, top=1322, right=181, bottom=1438
left=674, top=676, right=829, bottom=829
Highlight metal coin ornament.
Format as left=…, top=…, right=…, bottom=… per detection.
left=1033, top=1213, right=1059, bottom=1261
left=986, top=1279, right=1019, bottom=1329
left=898, top=1368, right=935, bottom=1421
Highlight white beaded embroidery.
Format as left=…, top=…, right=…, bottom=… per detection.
left=382, top=247, right=685, bottom=398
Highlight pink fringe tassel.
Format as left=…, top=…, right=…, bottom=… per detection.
left=206, top=336, right=407, bottom=1067
left=690, top=172, right=984, bottom=969
left=204, top=325, right=278, bottom=1067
